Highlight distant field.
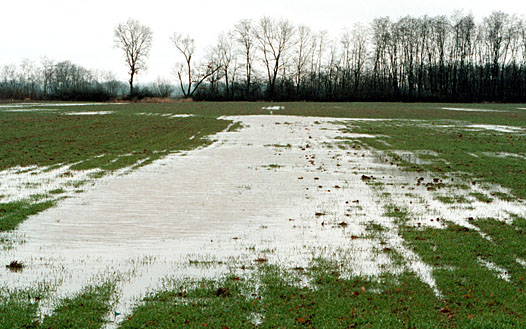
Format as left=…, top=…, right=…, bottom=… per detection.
left=1, top=101, right=526, bottom=328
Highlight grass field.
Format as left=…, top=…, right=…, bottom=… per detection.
left=1, top=101, right=526, bottom=328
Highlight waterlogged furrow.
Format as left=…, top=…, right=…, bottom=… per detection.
left=0, top=163, right=100, bottom=203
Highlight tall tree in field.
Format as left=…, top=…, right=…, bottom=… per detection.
left=114, top=19, right=153, bottom=95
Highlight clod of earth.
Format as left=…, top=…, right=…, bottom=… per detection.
left=6, top=260, right=24, bottom=272
left=361, top=175, right=375, bottom=181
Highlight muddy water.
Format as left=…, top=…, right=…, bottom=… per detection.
left=1, top=115, right=525, bottom=326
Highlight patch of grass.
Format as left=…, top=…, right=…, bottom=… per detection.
left=383, top=200, right=526, bottom=327
left=469, top=192, right=493, bottom=203
left=491, top=191, right=515, bottom=202
left=475, top=217, right=526, bottom=263
left=0, top=109, right=230, bottom=171
left=49, top=188, right=65, bottom=195
left=346, top=118, right=526, bottom=199
left=264, top=143, right=292, bottom=148
left=120, top=276, right=256, bottom=328
left=121, top=264, right=446, bottom=328
left=366, top=222, right=385, bottom=234
left=435, top=195, right=470, bottom=204
left=402, top=223, right=526, bottom=327
left=0, top=200, right=55, bottom=231
left=262, top=164, right=282, bottom=169
left=226, top=121, right=245, bottom=132
left=0, top=289, right=41, bottom=328
left=41, top=282, right=115, bottom=329
left=384, top=204, right=409, bottom=224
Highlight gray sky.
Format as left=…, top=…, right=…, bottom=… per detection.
left=2, top=0, right=525, bottom=83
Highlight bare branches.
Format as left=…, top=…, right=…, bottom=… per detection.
left=171, top=33, right=221, bottom=98
left=114, top=19, right=153, bottom=95
left=234, top=19, right=255, bottom=97
left=255, top=17, right=296, bottom=98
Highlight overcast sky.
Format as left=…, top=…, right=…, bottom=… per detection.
left=1, top=0, right=525, bottom=83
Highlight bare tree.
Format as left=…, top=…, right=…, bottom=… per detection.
left=255, top=17, right=295, bottom=99
left=40, top=57, right=55, bottom=96
left=352, top=24, right=369, bottom=93
left=171, top=33, right=221, bottom=98
left=293, top=25, right=314, bottom=97
left=234, top=19, right=255, bottom=97
left=114, top=19, right=153, bottom=95
left=216, top=32, right=236, bottom=98
left=371, top=17, right=391, bottom=91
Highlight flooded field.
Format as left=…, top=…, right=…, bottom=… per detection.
left=2, top=102, right=526, bottom=327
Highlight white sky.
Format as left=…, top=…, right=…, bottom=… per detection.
left=1, top=0, right=525, bottom=83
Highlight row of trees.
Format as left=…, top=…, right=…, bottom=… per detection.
left=178, top=11, right=526, bottom=102
left=0, top=59, right=126, bottom=101
left=3, top=11, right=526, bottom=102
left=0, top=59, right=177, bottom=101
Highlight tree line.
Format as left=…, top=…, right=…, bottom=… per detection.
left=0, top=59, right=126, bottom=101
left=0, top=58, right=176, bottom=101
left=187, top=11, right=526, bottom=102
left=3, top=11, right=526, bottom=102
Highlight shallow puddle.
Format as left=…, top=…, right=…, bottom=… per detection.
left=468, top=124, right=524, bottom=133
left=439, top=107, right=504, bottom=112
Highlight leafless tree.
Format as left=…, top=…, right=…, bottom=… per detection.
left=40, top=57, right=55, bottom=95
left=217, top=32, right=237, bottom=98
left=171, top=33, right=221, bottom=98
left=114, top=19, right=153, bottom=95
left=371, top=17, right=391, bottom=90
left=255, top=17, right=295, bottom=98
left=293, top=25, right=314, bottom=97
left=349, top=24, right=369, bottom=92
left=234, top=19, right=256, bottom=97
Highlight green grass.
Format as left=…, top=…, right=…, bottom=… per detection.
left=41, top=282, right=115, bottom=329
left=435, top=194, right=471, bottom=204
left=0, top=200, right=55, bottom=231
left=344, top=118, right=526, bottom=199
left=0, top=289, right=41, bottom=328
left=401, top=223, right=526, bottom=327
left=0, top=110, right=229, bottom=171
left=262, top=164, right=282, bottom=169
left=120, top=275, right=256, bottom=328
left=0, top=282, right=114, bottom=329
left=120, top=264, right=446, bottom=328
left=382, top=201, right=526, bottom=327
left=3, top=101, right=526, bottom=327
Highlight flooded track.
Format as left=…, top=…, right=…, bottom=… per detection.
left=1, top=115, right=525, bottom=326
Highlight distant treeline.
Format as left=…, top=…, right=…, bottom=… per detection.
left=0, top=59, right=127, bottom=101
left=3, top=11, right=526, bottom=102
left=0, top=59, right=174, bottom=101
